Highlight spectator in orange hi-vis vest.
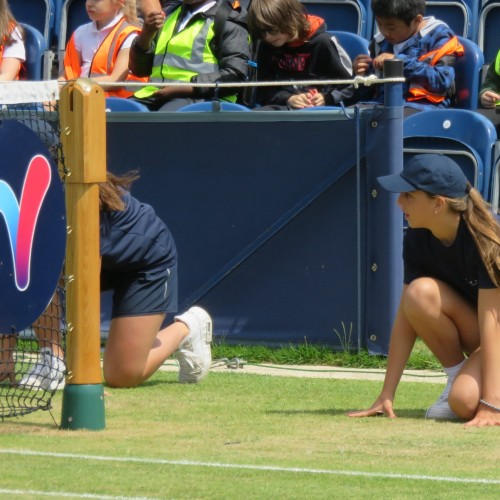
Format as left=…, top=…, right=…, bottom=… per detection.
left=60, top=0, right=147, bottom=97
left=0, top=0, right=25, bottom=81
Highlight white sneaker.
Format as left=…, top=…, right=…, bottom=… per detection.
left=425, top=384, right=459, bottom=420
left=173, top=307, right=212, bottom=383
left=19, top=348, right=66, bottom=391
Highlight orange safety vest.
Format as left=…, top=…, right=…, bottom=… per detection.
left=0, top=22, right=22, bottom=80
left=407, top=36, right=464, bottom=104
left=64, top=17, right=147, bottom=98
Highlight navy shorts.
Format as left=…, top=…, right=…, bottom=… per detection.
left=102, top=263, right=178, bottom=318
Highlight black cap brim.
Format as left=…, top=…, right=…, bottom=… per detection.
left=377, top=173, right=416, bottom=193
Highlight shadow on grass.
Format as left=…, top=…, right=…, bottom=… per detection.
left=266, top=408, right=427, bottom=419
left=134, top=379, right=178, bottom=388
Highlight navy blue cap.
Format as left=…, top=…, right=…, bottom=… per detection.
left=377, top=154, right=468, bottom=198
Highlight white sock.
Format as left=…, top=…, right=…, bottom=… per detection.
left=443, top=359, right=465, bottom=385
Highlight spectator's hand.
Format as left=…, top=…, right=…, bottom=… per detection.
left=308, top=90, right=326, bottom=107
left=464, top=407, right=500, bottom=428
left=480, top=90, right=500, bottom=109
left=353, top=54, right=372, bottom=75
left=346, top=396, right=397, bottom=418
left=142, top=10, right=166, bottom=37
left=152, top=85, right=194, bottom=101
left=288, top=93, right=314, bottom=109
left=372, top=52, right=395, bottom=71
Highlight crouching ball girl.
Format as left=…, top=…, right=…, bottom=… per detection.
left=348, top=153, right=500, bottom=427
left=18, top=171, right=212, bottom=390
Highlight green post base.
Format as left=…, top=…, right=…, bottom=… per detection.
left=61, top=384, right=106, bottom=430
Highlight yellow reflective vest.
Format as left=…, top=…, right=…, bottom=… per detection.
left=134, top=6, right=236, bottom=102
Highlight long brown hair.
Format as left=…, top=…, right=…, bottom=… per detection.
left=0, top=0, right=21, bottom=48
left=99, top=170, right=140, bottom=212
left=444, top=183, right=500, bottom=287
left=122, top=0, right=141, bottom=27
left=247, top=0, right=309, bottom=40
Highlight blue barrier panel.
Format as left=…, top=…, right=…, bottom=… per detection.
left=105, top=97, right=403, bottom=353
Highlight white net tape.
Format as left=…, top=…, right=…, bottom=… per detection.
left=0, top=80, right=60, bottom=105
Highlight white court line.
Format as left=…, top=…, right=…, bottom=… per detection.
left=0, top=489, right=158, bottom=500
left=1, top=449, right=500, bottom=486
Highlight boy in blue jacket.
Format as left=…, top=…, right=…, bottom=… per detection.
left=350, top=0, right=463, bottom=109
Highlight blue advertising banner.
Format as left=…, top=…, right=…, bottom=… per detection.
left=0, top=119, right=66, bottom=332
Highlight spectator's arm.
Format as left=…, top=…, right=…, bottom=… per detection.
left=129, top=36, right=156, bottom=77
left=192, top=19, right=250, bottom=99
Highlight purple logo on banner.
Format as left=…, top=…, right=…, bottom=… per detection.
left=0, top=120, right=66, bottom=332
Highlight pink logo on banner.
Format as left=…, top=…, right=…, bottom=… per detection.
left=0, top=155, right=51, bottom=291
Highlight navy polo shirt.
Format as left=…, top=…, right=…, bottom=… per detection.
left=100, top=191, right=177, bottom=273
left=403, top=218, right=496, bottom=305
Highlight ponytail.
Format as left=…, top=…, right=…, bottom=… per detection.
left=457, top=185, right=500, bottom=287
left=99, top=171, right=140, bottom=212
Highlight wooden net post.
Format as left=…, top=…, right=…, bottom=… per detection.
left=59, top=79, right=106, bottom=430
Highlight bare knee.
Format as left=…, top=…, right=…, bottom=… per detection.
left=448, top=376, right=479, bottom=420
left=103, top=364, right=143, bottom=388
left=402, top=278, right=440, bottom=317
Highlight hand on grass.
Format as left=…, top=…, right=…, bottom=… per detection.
left=346, top=397, right=396, bottom=418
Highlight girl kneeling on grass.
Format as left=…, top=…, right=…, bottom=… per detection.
left=348, top=153, right=500, bottom=427
left=11, top=171, right=213, bottom=390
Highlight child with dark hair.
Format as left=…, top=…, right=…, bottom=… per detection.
left=247, top=0, right=353, bottom=110
left=350, top=0, right=463, bottom=109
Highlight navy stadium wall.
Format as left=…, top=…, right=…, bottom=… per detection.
left=104, top=105, right=403, bottom=355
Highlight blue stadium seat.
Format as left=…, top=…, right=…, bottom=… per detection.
left=403, top=109, right=498, bottom=198
left=9, top=0, right=55, bottom=45
left=329, top=30, right=369, bottom=60
left=53, top=0, right=64, bottom=47
left=58, top=0, right=88, bottom=73
left=105, top=98, right=150, bottom=112
left=20, top=23, right=47, bottom=81
left=454, top=36, right=484, bottom=110
left=357, top=0, right=375, bottom=38
left=478, top=1, right=500, bottom=64
left=177, top=101, right=252, bottom=112
left=10, top=0, right=56, bottom=78
left=423, top=0, right=477, bottom=40
left=300, top=0, right=369, bottom=38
